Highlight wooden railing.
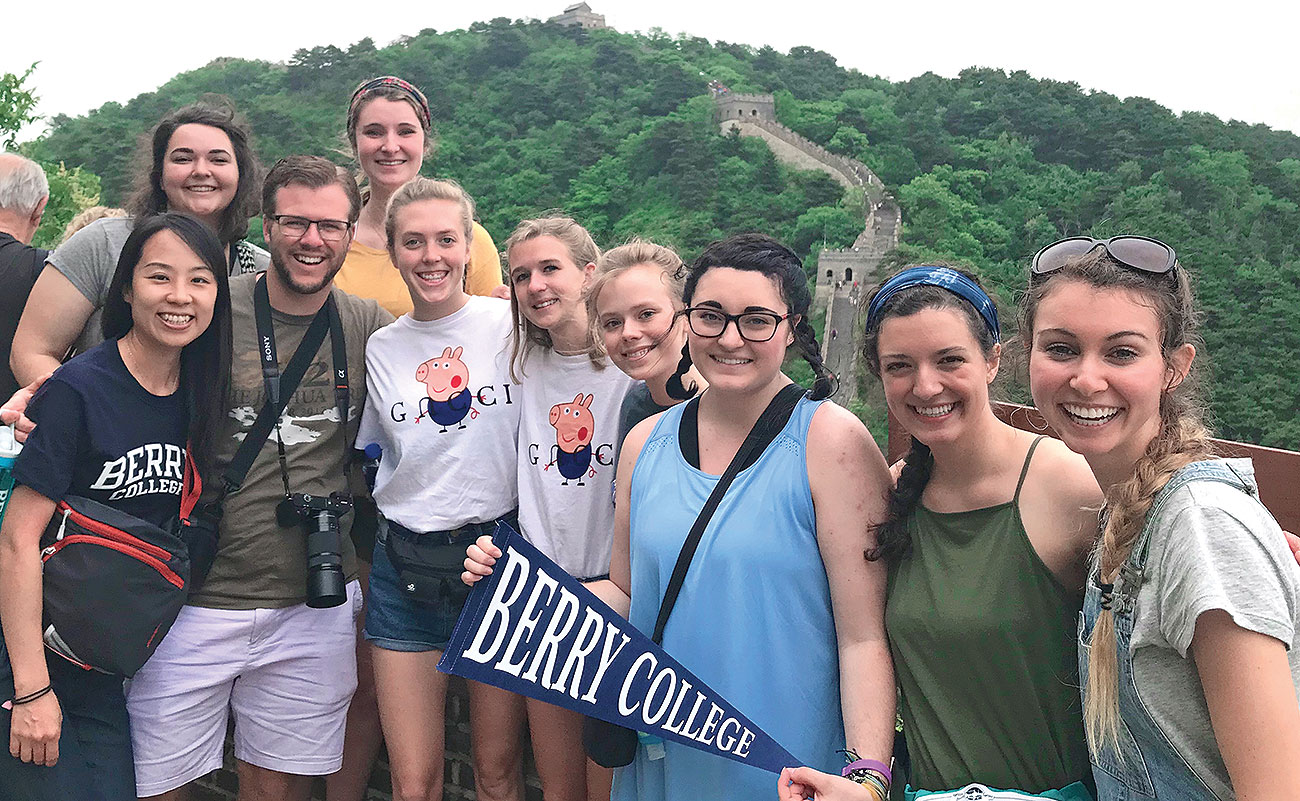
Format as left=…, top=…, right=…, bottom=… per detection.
left=887, top=402, right=1300, bottom=532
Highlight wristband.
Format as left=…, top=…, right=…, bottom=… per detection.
left=842, top=758, right=892, bottom=784
left=4, top=684, right=53, bottom=710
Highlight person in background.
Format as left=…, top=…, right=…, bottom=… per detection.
left=1024, top=237, right=1300, bottom=800
left=335, top=76, right=504, bottom=317
left=1, top=212, right=232, bottom=801
left=11, top=101, right=266, bottom=387
left=0, top=153, right=49, bottom=403
left=330, top=79, right=505, bottom=797
left=61, top=206, right=128, bottom=244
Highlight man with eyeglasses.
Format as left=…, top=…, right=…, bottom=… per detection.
left=124, top=155, right=394, bottom=801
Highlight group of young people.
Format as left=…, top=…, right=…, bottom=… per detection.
left=0, top=71, right=1296, bottom=801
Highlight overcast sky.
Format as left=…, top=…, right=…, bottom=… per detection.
left=6, top=0, right=1299, bottom=141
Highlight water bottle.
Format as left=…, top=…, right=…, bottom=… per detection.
left=362, top=443, right=382, bottom=493
left=0, top=424, right=20, bottom=530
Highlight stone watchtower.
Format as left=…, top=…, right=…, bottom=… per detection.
left=715, top=93, right=776, bottom=125
left=549, top=3, right=609, bottom=30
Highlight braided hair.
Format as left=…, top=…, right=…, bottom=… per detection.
left=671, top=233, right=837, bottom=400
left=1019, top=248, right=1210, bottom=753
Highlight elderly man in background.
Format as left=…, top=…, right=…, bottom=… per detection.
left=0, top=153, right=49, bottom=403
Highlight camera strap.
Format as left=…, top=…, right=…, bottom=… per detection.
left=219, top=275, right=349, bottom=499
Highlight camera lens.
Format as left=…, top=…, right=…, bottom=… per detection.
left=305, top=510, right=346, bottom=609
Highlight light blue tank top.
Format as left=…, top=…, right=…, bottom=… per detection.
left=612, top=394, right=844, bottom=800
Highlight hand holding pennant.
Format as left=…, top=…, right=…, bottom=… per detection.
left=438, top=522, right=799, bottom=774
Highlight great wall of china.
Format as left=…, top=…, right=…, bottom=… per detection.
left=714, top=91, right=901, bottom=402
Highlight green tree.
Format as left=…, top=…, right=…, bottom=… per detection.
left=30, top=162, right=102, bottom=249
left=1, top=63, right=40, bottom=149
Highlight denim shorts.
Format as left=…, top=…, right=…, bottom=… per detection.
left=364, top=514, right=511, bottom=653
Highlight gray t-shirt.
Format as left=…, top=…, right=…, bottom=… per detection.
left=1131, top=459, right=1300, bottom=799
left=47, top=216, right=269, bottom=354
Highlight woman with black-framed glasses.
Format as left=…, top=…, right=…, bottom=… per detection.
left=602, top=233, right=894, bottom=799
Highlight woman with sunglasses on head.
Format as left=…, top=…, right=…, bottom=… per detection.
left=12, top=101, right=263, bottom=387
left=583, top=240, right=706, bottom=462
left=356, top=178, right=525, bottom=801
left=475, top=233, right=895, bottom=800
left=334, top=76, right=504, bottom=317
left=1023, top=236, right=1300, bottom=800
left=0, top=213, right=232, bottom=800
left=781, top=264, right=1101, bottom=801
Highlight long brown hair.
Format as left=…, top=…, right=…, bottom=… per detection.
left=127, top=100, right=262, bottom=244
left=1019, top=249, right=1213, bottom=752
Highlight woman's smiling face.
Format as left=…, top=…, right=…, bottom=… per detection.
left=596, top=263, right=685, bottom=383
left=354, top=97, right=425, bottom=192
left=686, top=267, right=793, bottom=395
left=160, top=123, right=239, bottom=227
left=1029, top=279, right=1193, bottom=480
left=875, top=306, right=999, bottom=447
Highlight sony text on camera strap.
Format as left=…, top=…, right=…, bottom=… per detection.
left=219, top=274, right=349, bottom=502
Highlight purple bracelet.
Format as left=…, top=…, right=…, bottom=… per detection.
left=841, top=758, right=892, bottom=784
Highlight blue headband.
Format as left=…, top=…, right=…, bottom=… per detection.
left=866, top=266, right=1000, bottom=343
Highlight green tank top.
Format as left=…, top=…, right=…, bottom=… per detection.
left=885, top=437, right=1091, bottom=793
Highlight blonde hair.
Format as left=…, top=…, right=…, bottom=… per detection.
left=503, top=216, right=602, bottom=379
left=62, top=206, right=127, bottom=243
left=384, top=177, right=475, bottom=252
left=584, top=239, right=686, bottom=351
left=1019, top=249, right=1213, bottom=753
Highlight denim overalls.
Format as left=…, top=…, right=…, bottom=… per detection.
left=1078, top=460, right=1258, bottom=801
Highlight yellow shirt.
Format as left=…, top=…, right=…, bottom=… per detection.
left=335, top=221, right=503, bottom=317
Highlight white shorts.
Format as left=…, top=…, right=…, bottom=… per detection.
left=125, top=581, right=362, bottom=796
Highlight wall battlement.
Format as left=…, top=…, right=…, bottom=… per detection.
left=713, top=90, right=901, bottom=402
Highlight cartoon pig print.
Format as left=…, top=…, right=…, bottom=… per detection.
left=549, top=393, right=595, bottom=485
left=415, top=347, right=474, bottom=432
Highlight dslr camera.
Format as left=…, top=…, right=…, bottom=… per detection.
left=277, top=492, right=352, bottom=609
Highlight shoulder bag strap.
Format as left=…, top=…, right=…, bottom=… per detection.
left=650, top=382, right=806, bottom=644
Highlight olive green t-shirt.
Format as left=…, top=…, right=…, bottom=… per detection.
left=885, top=440, right=1091, bottom=793
left=190, top=273, right=393, bottom=610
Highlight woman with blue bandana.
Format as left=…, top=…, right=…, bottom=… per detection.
left=781, top=265, right=1101, bottom=801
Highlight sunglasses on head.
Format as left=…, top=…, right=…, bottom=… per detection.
left=1031, top=236, right=1178, bottom=276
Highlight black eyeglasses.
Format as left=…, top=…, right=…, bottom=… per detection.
left=1031, top=236, right=1178, bottom=276
left=270, top=215, right=352, bottom=242
left=684, top=307, right=790, bottom=343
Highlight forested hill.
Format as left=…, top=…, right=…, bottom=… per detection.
left=26, top=19, right=1300, bottom=447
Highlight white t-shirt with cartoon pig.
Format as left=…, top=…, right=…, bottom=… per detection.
left=516, top=348, right=635, bottom=580
left=359, top=296, right=520, bottom=533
